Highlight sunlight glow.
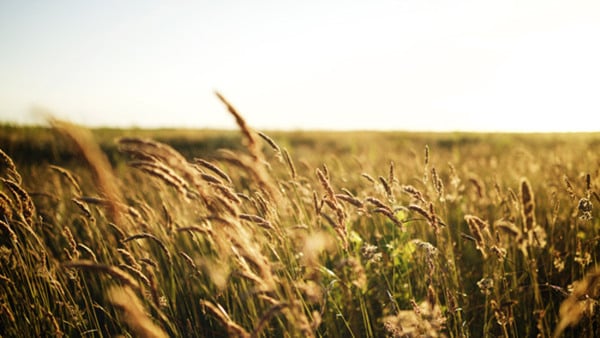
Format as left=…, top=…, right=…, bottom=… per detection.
left=1, top=1, right=599, bottom=132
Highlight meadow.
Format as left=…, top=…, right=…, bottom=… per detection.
left=1, top=102, right=599, bottom=337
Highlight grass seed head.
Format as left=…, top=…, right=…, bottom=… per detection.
left=465, top=215, right=492, bottom=259
left=520, top=178, right=536, bottom=232
left=49, top=165, right=82, bottom=196
left=258, top=131, right=282, bottom=157
left=282, top=148, right=297, bottom=179
left=379, top=176, right=393, bottom=201
left=215, top=91, right=262, bottom=163
left=194, top=158, right=233, bottom=185
left=2, top=179, right=35, bottom=224
left=0, top=149, right=21, bottom=184
left=109, top=286, right=168, bottom=338
left=51, top=119, right=124, bottom=223
left=554, top=266, right=600, bottom=337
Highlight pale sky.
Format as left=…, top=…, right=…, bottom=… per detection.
left=1, top=0, right=599, bottom=132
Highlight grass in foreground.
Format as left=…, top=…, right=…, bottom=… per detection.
left=1, top=102, right=600, bottom=337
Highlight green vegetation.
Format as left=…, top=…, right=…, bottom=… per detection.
left=1, top=117, right=599, bottom=337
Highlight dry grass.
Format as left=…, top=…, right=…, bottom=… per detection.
left=1, top=97, right=600, bottom=337
left=108, top=285, right=168, bottom=338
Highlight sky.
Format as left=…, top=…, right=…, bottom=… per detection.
left=1, top=0, right=599, bottom=132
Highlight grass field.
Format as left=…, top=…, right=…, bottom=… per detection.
left=1, top=108, right=599, bottom=337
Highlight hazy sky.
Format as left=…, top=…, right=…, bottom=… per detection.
left=1, top=1, right=599, bottom=131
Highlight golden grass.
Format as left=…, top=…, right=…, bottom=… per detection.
left=1, top=97, right=600, bottom=336
left=108, top=286, right=168, bottom=338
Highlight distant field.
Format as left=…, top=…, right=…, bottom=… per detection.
left=1, top=122, right=599, bottom=337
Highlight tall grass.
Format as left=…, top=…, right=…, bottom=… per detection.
left=1, top=99, right=599, bottom=337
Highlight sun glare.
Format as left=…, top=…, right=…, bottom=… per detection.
left=0, top=1, right=599, bottom=132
